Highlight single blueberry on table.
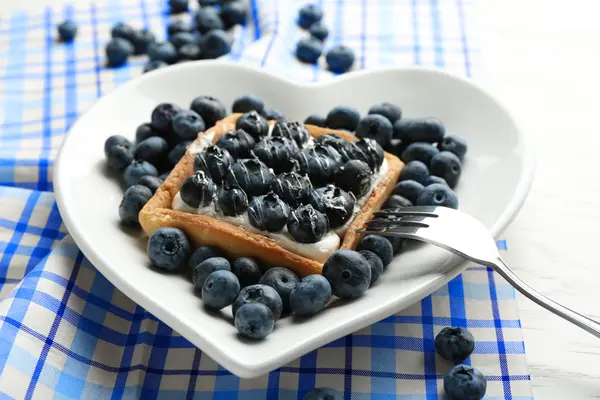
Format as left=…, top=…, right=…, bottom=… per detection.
left=202, top=270, right=240, bottom=310
left=384, top=139, right=406, bottom=159
left=201, top=30, right=232, bottom=59
left=272, top=120, right=310, bottom=147
left=444, top=364, right=487, bottom=400
left=180, top=170, right=217, bottom=208
left=385, top=235, right=404, bottom=255
left=143, top=60, right=168, bottom=73
left=135, top=123, right=161, bottom=143
left=193, top=257, right=231, bottom=293
left=308, top=185, right=355, bottom=229
left=232, top=95, right=265, bottom=115
left=248, top=192, right=290, bottom=232
left=289, top=274, right=332, bottom=316
left=304, top=114, right=326, bottom=127
left=356, top=114, right=393, bottom=147
left=119, top=185, right=153, bottom=226
left=136, top=175, right=163, bottom=194
left=215, top=129, right=256, bottom=159
left=416, top=183, right=458, bottom=209
left=190, top=96, right=227, bottom=127
left=232, top=284, right=283, bottom=320
left=309, top=21, right=329, bottom=41
left=147, top=227, right=190, bottom=272
left=124, top=161, right=158, bottom=187
left=293, top=147, right=338, bottom=187
left=262, top=108, right=285, bottom=121
left=382, top=194, right=412, bottom=210
left=105, top=38, right=134, bottom=67
left=259, top=267, right=299, bottom=314
left=322, top=249, right=371, bottom=299
left=438, top=135, right=468, bottom=161
left=325, top=105, right=360, bottom=131
left=133, top=136, right=169, bottom=166
left=167, top=140, right=192, bottom=166
left=231, top=257, right=262, bottom=288
left=235, top=303, right=275, bottom=340
left=195, top=145, right=235, bottom=185
left=178, top=43, right=203, bottom=61
left=398, top=160, right=429, bottom=185
left=393, top=118, right=445, bottom=143
left=132, top=29, right=156, bottom=55
left=104, top=135, right=133, bottom=170
left=435, top=327, right=475, bottom=363
left=169, top=32, right=197, bottom=49
left=287, top=204, right=330, bottom=244
left=236, top=110, right=269, bottom=140
left=195, top=7, right=224, bottom=34
left=151, top=103, right=182, bottom=133
left=172, top=109, right=206, bottom=140
left=220, top=1, right=248, bottom=29
left=148, top=41, right=179, bottom=64
left=401, top=142, right=440, bottom=165
left=168, top=0, right=189, bottom=14
left=295, top=37, right=323, bottom=64
left=57, top=20, right=77, bottom=42
left=335, top=159, right=372, bottom=198
left=357, top=234, right=393, bottom=268
left=188, top=245, right=224, bottom=270
left=303, top=388, right=343, bottom=400
left=111, top=22, right=136, bottom=43
left=225, top=158, right=274, bottom=198
left=359, top=250, right=384, bottom=285
left=297, top=4, right=324, bottom=29
left=217, top=185, right=249, bottom=216
left=427, top=175, right=448, bottom=186
left=252, top=136, right=298, bottom=173
left=326, top=45, right=355, bottom=74
left=368, top=102, right=402, bottom=124
left=430, top=151, right=462, bottom=188
left=271, top=172, right=313, bottom=208
left=393, top=179, right=424, bottom=204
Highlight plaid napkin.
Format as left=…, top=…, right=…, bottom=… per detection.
left=0, top=0, right=533, bottom=398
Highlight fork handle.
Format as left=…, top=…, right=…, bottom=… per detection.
left=491, top=256, right=600, bottom=338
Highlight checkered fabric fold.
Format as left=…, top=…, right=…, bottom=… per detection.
left=0, top=0, right=532, bottom=398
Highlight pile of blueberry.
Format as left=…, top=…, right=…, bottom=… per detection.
left=56, top=0, right=246, bottom=71
left=295, top=4, right=356, bottom=74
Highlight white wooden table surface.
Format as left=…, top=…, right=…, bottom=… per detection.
left=5, top=0, right=600, bottom=398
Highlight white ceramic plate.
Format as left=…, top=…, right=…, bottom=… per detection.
left=54, top=61, right=533, bottom=378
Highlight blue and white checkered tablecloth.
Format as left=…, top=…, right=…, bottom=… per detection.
left=0, top=0, right=533, bottom=398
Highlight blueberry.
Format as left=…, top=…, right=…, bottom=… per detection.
left=168, top=0, right=189, bottom=14
left=444, top=365, right=487, bottom=400
left=314, top=134, right=354, bottom=160
left=271, top=172, right=312, bottom=207
left=358, top=250, right=383, bottom=285
left=135, top=123, right=160, bottom=143
left=231, top=257, right=262, bottom=288
left=178, top=43, right=203, bottom=61
left=438, top=135, right=468, bottom=161
left=132, top=29, right=156, bottom=55
left=104, top=135, right=133, bottom=170
left=304, top=115, right=326, bottom=127
left=252, top=136, right=298, bottom=173
left=147, top=227, right=190, bottom=271
left=294, top=147, right=338, bottom=186
left=148, top=41, right=178, bottom=64
left=357, top=234, right=393, bottom=267
left=417, top=183, right=458, bottom=209
left=111, top=22, right=136, bottom=43
left=308, top=185, right=355, bottom=229
left=430, top=151, right=461, bottom=188
left=435, top=327, right=475, bottom=363
left=167, top=140, right=192, bottom=166
left=401, top=142, right=439, bottom=165
left=134, top=136, right=169, bottom=166
left=202, top=270, right=240, bottom=310
left=119, top=185, right=153, bottom=226
left=356, top=139, right=386, bottom=172
left=295, top=37, right=323, bottom=64
left=393, top=118, right=445, bottom=143
left=290, top=274, right=332, bottom=316
left=190, top=96, right=227, bottom=127
left=236, top=111, right=269, bottom=140
left=326, top=106, right=360, bottom=131
left=398, top=160, right=429, bottom=185
left=198, top=0, right=219, bottom=6
left=322, top=249, right=371, bottom=299
left=137, top=175, right=163, bottom=194
left=303, top=388, right=343, bottom=400
left=298, top=4, right=324, bottom=29
left=233, top=284, right=283, bottom=320
left=193, top=257, right=231, bottom=291
left=262, top=108, right=285, bottom=121
left=326, top=45, right=355, bottom=74
left=309, top=22, right=329, bottom=41
left=287, top=204, right=329, bottom=243
left=194, top=145, right=235, bottom=184
left=57, top=21, right=77, bottom=42
left=124, top=161, right=158, bottom=187
left=151, top=103, right=182, bottom=133
left=356, top=114, right=393, bottom=147
left=172, top=109, right=206, bottom=140
left=188, top=245, right=224, bottom=270
left=217, top=185, right=248, bottom=216
left=233, top=95, right=265, bottom=115
left=384, top=233, right=403, bottom=255
left=382, top=194, right=412, bottom=209
left=180, top=170, right=216, bottom=208
left=335, top=160, right=372, bottom=198
left=248, top=192, right=290, bottom=231
left=259, top=267, right=299, bottom=314
left=200, top=30, right=232, bottom=59
left=215, top=129, right=256, bottom=159
left=427, top=175, right=448, bottom=186
left=368, top=103, right=402, bottom=124
left=143, top=60, right=168, bottom=73
left=220, top=1, right=248, bottom=29
left=168, top=20, right=193, bottom=36
left=195, top=7, right=224, bottom=34
left=272, top=121, right=310, bottom=147
left=225, top=158, right=274, bottom=198
left=384, top=139, right=406, bottom=158
left=393, top=180, right=424, bottom=204
left=170, top=32, right=197, bottom=49
left=314, top=142, right=343, bottom=165
left=105, top=38, right=134, bottom=67
left=235, top=303, right=274, bottom=340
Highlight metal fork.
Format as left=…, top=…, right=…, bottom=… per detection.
left=358, top=206, right=600, bottom=339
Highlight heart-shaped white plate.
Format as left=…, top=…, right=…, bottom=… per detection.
left=54, top=61, right=533, bottom=378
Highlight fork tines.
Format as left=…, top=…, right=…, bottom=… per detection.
left=374, top=206, right=439, bottom=218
